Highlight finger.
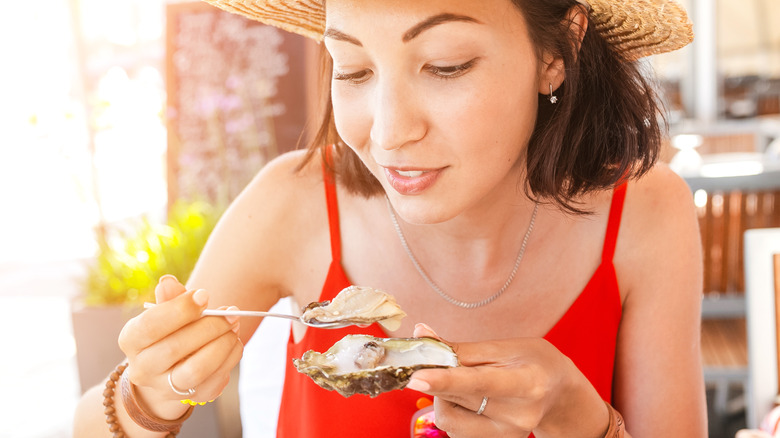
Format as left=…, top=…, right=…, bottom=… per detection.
left=130, top=336, right=242, bottom=406
left=413, top=333, right=529, bottom=368
left=168, top=329, right=244, bottom=399
left=155, top=275, right=186, bottom=303
left=432, top=397, right=522, bottom=438
left=433, top=397, right=536, bottom=438
left=134, top=310, right=240, bottom=376
left=410, top=365, right=538, bottom=400
left=178, top=337, right=244, bottom=403
left=414, top=323, right=442, bottom=339
left=408, top=366, right=487, bottom=408
left=451, top=339, right=526, bottom=366
left=119, top=289, right=209, bottom=356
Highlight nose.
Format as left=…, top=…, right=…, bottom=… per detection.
left=369, top=76, right=426, bottom=151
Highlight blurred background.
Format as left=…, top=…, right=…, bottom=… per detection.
left=0, top=0, right=778, bottom=437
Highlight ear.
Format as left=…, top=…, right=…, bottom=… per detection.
left=538, top=4, right=589, bottom=94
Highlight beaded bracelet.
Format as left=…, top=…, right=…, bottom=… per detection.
left=603, top=401, right=626, bottom=438
left=103, top=363, right=193, bottom=437
left=103, top=363, right=129, bottom=437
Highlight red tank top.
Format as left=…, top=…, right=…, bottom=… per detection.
left=276, top=170, right=626, bottom=438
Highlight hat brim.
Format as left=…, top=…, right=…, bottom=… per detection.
left=202, top=0, right=693, bottom=60
left=588, top=0, right=694, bottom=60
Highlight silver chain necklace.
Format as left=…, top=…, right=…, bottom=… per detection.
left=385, top=197, right=539, bottom=309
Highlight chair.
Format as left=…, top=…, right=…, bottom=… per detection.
left=743, top=228, right=780, bottom=428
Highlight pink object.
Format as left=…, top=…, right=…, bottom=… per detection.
left=760, top=404, right=780, bottom=436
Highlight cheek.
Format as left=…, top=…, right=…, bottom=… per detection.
left=447, top=78, right=539, bottom=158
left=331, top=85, right=371, bottom=149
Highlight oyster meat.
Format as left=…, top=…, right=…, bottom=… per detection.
left=301, top=285, right=407, bottom=331
left=293, top=334, right=458, bottom=398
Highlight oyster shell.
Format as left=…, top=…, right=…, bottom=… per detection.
left=301, top=286, right=407, bottom=331
left=293, top=334, right=458, bottom=397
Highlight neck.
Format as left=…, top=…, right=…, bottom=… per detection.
left=386, top=195, right=540, bottom=307
left=396, top=190, right=540, bottom=244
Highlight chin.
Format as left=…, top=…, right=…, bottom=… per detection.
left=385, top=194, right=457, bottom=225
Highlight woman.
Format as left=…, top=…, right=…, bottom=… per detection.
left=75, top=0, right=707, bottom=437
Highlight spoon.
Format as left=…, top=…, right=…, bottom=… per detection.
left=142, top=302, right=351, bottom=329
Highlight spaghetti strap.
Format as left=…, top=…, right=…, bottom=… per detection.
left=322, top=148, right=342, bottom=263
left=602, top=182, right=627, bottom=262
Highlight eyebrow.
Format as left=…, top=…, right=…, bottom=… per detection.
left=323, top=28, right=363, bottom=46
left=402, top=13, right=481, bottom=42
left=323, top=13, right=482, bottom=47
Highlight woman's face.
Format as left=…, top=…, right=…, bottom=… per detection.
left=325, top=0, right=545, bottom=223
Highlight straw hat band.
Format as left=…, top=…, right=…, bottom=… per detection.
left=202, top=0, right=694, bottom=60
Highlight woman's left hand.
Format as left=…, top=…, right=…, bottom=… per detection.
left=406, top=324, right=610, bottom=438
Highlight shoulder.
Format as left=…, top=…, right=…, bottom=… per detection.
left=236, top=147, right=329, bottom=240
left=230, top=149, right=326, bottom=226
left=616, top=163, right=701, bottom=298
left=621, top=163, right=699, bottom=250
left=245, top=149, right=323, bottom=198
left=621, top=161, right=699, bottom=253
left=195, top=149, right=332, bottom=302
left=625, top=163, right=695, bottom=218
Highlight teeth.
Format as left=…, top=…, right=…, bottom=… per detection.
left=396, top=170, right=424, bottom=178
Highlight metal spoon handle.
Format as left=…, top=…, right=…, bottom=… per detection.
left=202, top=308, right=303, bottom=321
left=142, top=302, right=302, bottom=322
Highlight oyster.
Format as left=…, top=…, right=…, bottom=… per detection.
left=293, top=334, right=458, bottom=397
left=301, top=286, right=407, bottom=331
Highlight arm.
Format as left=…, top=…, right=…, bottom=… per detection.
left=74, top=279, right=241, bottom=438
left=185, top=149, right=331, bottom=342
left=611, top=164, right=707, bottom=437
left=407, top=325, right=614, bottom=438
left=404, top=165, right=706, bottom=437
left=74, top=150, right=327, bottom=436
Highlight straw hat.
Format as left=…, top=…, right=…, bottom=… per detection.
left=202, top=0, right=694, bottom=61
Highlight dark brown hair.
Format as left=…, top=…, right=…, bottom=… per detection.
left=299, top=0, right=665, bottom=214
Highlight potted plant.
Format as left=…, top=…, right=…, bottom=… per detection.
left=71, top=200, right=221, bottom=394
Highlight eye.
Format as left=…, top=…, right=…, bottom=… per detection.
left=333, top=69, right=373, bottom=85
left=425, top=58, right=479, bottom=79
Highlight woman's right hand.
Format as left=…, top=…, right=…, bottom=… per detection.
left=117, top=275, right=244, bottom=419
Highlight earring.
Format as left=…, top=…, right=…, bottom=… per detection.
left=548, top=83, right=558, bottom=104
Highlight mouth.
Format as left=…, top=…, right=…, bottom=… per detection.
left=382, top=166, right=444, bottom=195
left=395, top=170, right=426, bottom=178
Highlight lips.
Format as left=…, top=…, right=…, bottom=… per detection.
left=383, top=167, right=443, bottom=195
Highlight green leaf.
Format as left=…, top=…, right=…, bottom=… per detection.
left=82, top=200, right=222, bottom=306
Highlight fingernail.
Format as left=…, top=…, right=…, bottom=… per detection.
left=159, top=274, right=178, bottom=284
left=225, top=306, right=240, bottom=325
left=416, top=323, right=434, bottom=332
left=192, top=289, right=209, bottom=306
left=415, top=323, right=439, bottom=337
left=231, top=322, right=241, bottom=334
left=406, top=378, right=431, bottom=392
